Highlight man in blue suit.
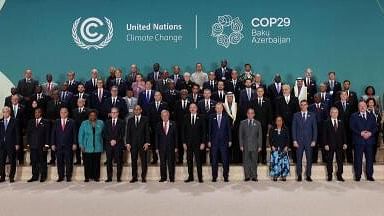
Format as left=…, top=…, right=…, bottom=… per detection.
left=292, top=100, right=317, bottom=182
left=208, top=102, right=232, bottom=182
left=350, top=101, right=378, bottom=181
left=51, top=107, right=77, bottom=182
left=137, top=81, right=155, bottom=116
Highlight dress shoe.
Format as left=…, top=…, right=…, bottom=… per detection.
left=327, top=176, right=332, bottom=181
left=244, top=178, right=250, bottom=182
left=84, top=179, right=90, bottom=182
left=141, top=179, right=146, bottom=183
left=212, top=178, right=217, bottom=182
left=40, top=178, right=46, bottom=183
left=354, top=177, right=361, bottom=182
left=184, top=178, right=194, bottom=183
left=57, top=178, right=64, bottom=182
left=198, top=179, right=203, bottom=183
left=130, top=178, right=138, bottom=183
left=273, top=177, right=278, bottom=182
left=9, top=179, right=15, bottom=183
left=224, top=178, right=229, bottom=182
left=306, top=176, right=313, bottom=182
left=66, top=178, right=72, bottom=182
left=94, top=179, right=100, bottom=182
left=105, top=179, right=112, bottom=182
left=297, top=175, right=302, bottom=182
left=117, top=179, right=122, bottom=182
left=281, top=177, right=286, bottom=181
left=28, top=178, right=38, bottom=182
left=159, top=179, right=166, bottom=182
left=0, top=178, right=5, bottom=183
left=367, top=177, right=375, bottom=181
left=170, top=179, right=175, bottom=182
left=151, top=160, right=158, bottom=165
left=252, top=178, right=258, bottom=182
left=336, top=176, right=345, bottom=182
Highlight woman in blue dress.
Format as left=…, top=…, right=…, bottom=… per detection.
left=269, top=116, right=290, bottom=181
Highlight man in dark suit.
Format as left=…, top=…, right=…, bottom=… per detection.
left=66, top=71, right=81, bottom=94
left=304, top=68, right=317, bottom=104
left=174, top=89, right=190, bottom=164
left=325, top=71, right=342, bottom=101
left=334, top=91, right=354, bottom=163
left=137, top=81, right=155, bottom=116
left=51, top=107, right=77, bottom=182
left=267, top=74, right=283, bottom=107
left=308, top=93, right=329, bottom=163
left=292, top=100, right=317, bottom=182
left=334, top=80, right=358, bottom=112
left=203, top=72, right=218, bottom=92
left=102, top=86, right=128, bottom=119
left=0, top=107, right=20, bottom=183
left=188, top=84, right=203, bottom=103
left=71, top=98, right=88, bottom=165
left=84, top=68, right=99, bottom=94
left=31, top=85, right=51, bottom=115
left=224, top=70, right=242, bottom=100
left=26, top=108, right=50, bottom=182
left=156, top=110, right=178, bottom=182
left=17, top=69, right=39, bottom=105
left=148, top=91, right=169, bottom=164
left=4, top=87, right=23, bottom=108
left=10, top=95, right=26, bottom=165
left=251, top=87, right=272, bottom=164
left=239, top=78, right=255, bottom=120
left=103, top=107, right=125, bottom=182
left=71, top=83, right=90, bottom=108
left=90, top=80, right=110, bottom=120
left=208, top=103, right=232, bottom=182
left=274, top=84, right=300, bottom=162
left=59, top=83, right=74, bottom=108
left=212, top=81, right=226, bottom=103
left=215, top=59, right=232, bottom=81
left=170, top=65, right=184, bottom=87
left=112, top=68, right=129, bottom=97
left=350, top=101, right=378, bottom=181
left=156, top=71, right=172, bottom=94
left=183, top=103, right=206, bottom=183
left=126, top=105, right=150, bottom=183
left=163, top=81, right=180, bottom=117
left=323, top=107, right=347, bottom=181
left=147, top=63, right=163, bottom=88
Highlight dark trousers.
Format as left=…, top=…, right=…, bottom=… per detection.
left=0, top=147, right=16, bottom=180
left=17, top=141, right=24, bottom=164
left=326, top=147, right=344, bottom=177
left=150, top=126, right=158, bottom=163
left=131, top=147, right=148, bottom=180
left=186, top=144, right=202, bottom=180
left=30, top=149, right=48, bottom=180
left=50, top=150, right=56, bottom=163
left=74, top=144, right=82, bottom=163
left=345, top=130, right=353, bottom=163
left=106, top=146, right=123, bottom=180
left=211, top=144, right=229, bottom=180
left=83, top=152, right=101, bottom=180
left=259, top=128, right=267, bottom=164
left=354, top=143, right=374, bottom=179
left=159, top=149, right=175, bottom=181
left=56, top=149, right=73, bottom=179
left=177, top=132, right=184, bottom=163
left=296, top=143, right=313, bottom=177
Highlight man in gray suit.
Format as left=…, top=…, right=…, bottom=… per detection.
left=292, top=99, right=317, bottom=182
left=123, top=89, right=138, bottom=121
left=239, top=108, right=262, bottom=181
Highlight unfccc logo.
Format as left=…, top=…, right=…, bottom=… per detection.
left=72, top=17, right=113, bottom=50
left=211, top=15, right=244, bottom=48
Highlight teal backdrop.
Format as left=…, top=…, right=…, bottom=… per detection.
left=0, top=0, right=383, bottom=96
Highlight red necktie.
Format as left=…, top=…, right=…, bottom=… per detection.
left=163, top=121, right=168, bottom=135
left=61, top=119, right=65, bottom=131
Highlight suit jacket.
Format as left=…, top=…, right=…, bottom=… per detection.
left=325, top=80, right=342, bottom=96
left=126, top=116, right=150, bottom=148
left=212, top=91, right=226, bottom=103
left=252, top=97, right=273, bottom=129
left=155, top=120, right=178, bottom=152
left=51, top=118, right=77, bottom=150
left=292, top=112, right=318, bottom=145
left=305, top=78, right=317, bottom=103
left=225, top=79, right=242, bottom=99
left=267, top=82, right=283, bottom=102
left=215, top=67, right=232, bottom=81
left=46, top=100, right=64, bottom=121
left=274, top=95, right=300, bottom=127
left=90, top=89, right=111, bottom=110
left=102, top=96, right=128, bottom=119
left=31, top=93, right=51, bottom=113
left=71, top=107, right=88, bottom=132
left=197, top=99, right=216, bottom=116
left=308, top=103, right=328, bottom=124
left=182, top=114, right=206, bottom=146
left=72, top=92, right=90, bottom=108
left=0, top=118, right=20, bottom=149
left=59, top=91, right=74, bottom=107
left=137, top=90, right=155, bottom=115
left=349, top=112, right=378, bottom=145
left=103, top=118, right=125, bottom=149
left=10, top=104, right=27, bottom=132
left=147, top=71, right=163, bottom=83
left=334, top=100, right=353, bottom=126
left=41, top=82, right=58, bottom=96
left=84, top=79, right=98, bottom=94
left=208, top=113, right=232, bottom=147
left=111, top=78, right=129, bottom=97
left=239, top=119, right=262, bottom=152
left=188, top=93, right=203, bottom=104
left=123, top=97, right=138, bottom=118
left=163, top=89, right=180, bottom=113
left=203, top=80, right=218, bottom=92
left=174, top=99, right=190, bottom=124
left=177, top=80, right=194, bottom=93
left=17, top=78, right=39, bottom=98
left=156, top=78, right=171, bottom=93
left=239, top=88, right=255, bottom=114
left=26, top=118, right=50, bottom=150
left=323, top=119, right=346, bottom=149
left=148, top=101, right=169, bottom=127
left=66, top=80, right=81, bottom=94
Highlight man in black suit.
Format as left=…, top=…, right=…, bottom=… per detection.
left=147, top=63, right=163, bottom=88
left=212, top=80, right=226, bottom=103
left=51, top=107, right=77, bottom=182
left=71, top=98, right=88, bottom=165
left=59, top=83, right=74, bottom=108
left=17, top=69, right=39, bottom=106
left=26, top=108, right=50, bottom=182
left=174, top=89, right=190, bottom=164
left=325, top=71, right=342, bottom=101
left=4, top=87, right=23, bottom=108
left=104, top=107, right=125, bottom=182
left=72, top=83, right=90, bottom=108
left=102, top=86, right=128, bottom=119
left=112, top=68, right=129, bottom=97
left=126, top=105, right=150, bottom=183
left=163, top=81, right=180, bottom=118
left=215, top=59, right=232, bottom=81
left=183, top=103, right=206, bottom=182
left=239, top=78, right=255, bottom=120
left=84, top=68, right=99, bottom=94
left=10, top=95, right=26, bottom=165
left=170, top=65, right=184, bottom=87
left=156, top=110, right=178, bottom=182
left=304, top=68, right=317, bottom=104
left=334, top=91, right=354, bottom=163
left=267, top=74, right=283, bottom=108
left=156, top=70, right=172, bottom=94
left=66, top=71, right=81, bottom=94
left=188, top=84, right=203, bottom=103
left=90, top=79, right=110, bottom=120
left=323, top=107, right=347, bottom=181
left=31, top=85, right=51, bottom=115
left=251, top=74, right=267, bottom=92
left=148, top=91, right=169, bottom=164
left=202, top=72, right=218, bottom=92
left=275, top=84, right=300, bottom=162
left=0, top=107, right=20, bottom=183
left=225, top=70, right=242, bottom=100
left=334, top=80, right=358, bottom=112
left=252, top=87, right=273, bottom=164
left=137, top=81, right=155, bottom=116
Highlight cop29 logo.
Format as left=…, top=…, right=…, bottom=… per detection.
left=211, top=15, right=244, bottom=48
left=72, top=17, right=113, bottom=50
